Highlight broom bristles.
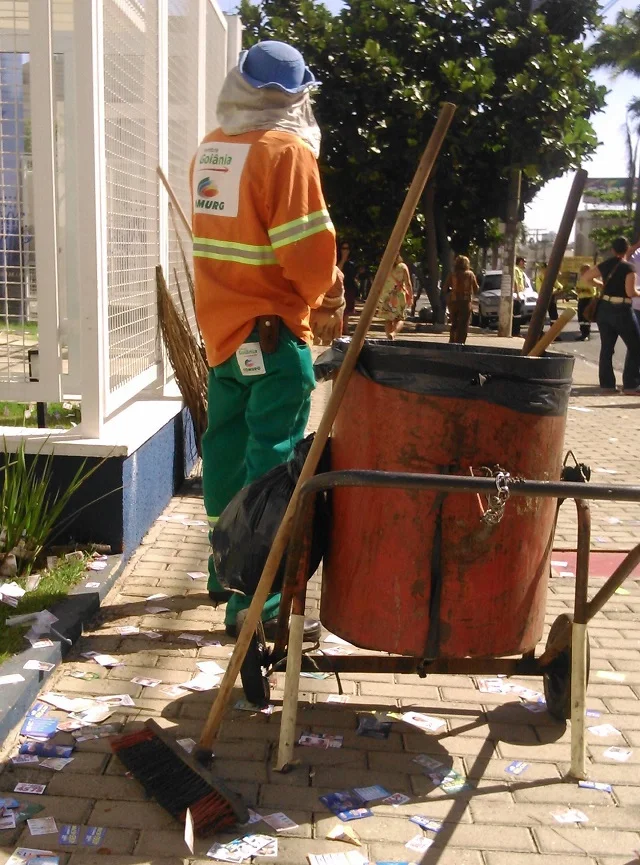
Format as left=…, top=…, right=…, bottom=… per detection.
left=156, top=264, right=208, bottom=454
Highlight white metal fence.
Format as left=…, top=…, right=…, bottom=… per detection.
left=0, top=0, right=241, bottom=435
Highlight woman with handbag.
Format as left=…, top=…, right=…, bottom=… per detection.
left=582, top=237, right=640, bottom=395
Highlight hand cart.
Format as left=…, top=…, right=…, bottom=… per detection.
left=237, top=469, right=640, bottom=783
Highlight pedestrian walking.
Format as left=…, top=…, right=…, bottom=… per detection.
left=582, top=237, right=640, bottom=395
left=377, top=253, right=412, bottom=339
left=443, top=255, right=478, bottom=344
left=338, top=240, right=358, bottom=334
left=191, top=40, right=343, bottom=639
left=575, top=263, right=599, bottom=341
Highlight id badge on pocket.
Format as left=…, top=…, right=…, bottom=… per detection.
left=236, top=343, right=266, bottom=376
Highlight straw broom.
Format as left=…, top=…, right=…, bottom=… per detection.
left=156, top=264, right=208, bottom=454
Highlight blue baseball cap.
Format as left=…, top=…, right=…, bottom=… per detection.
left=238, top=41, right=317, bottom=94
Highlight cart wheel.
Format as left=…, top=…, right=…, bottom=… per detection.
left=543, top=614, right=590, bottom=722
left=236, top=608, right=271, bottom=708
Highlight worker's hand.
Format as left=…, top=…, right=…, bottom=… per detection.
left=325, top=267, right=344, bottom=300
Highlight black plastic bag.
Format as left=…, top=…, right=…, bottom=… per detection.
left=212, top=434, right=330, bottom=596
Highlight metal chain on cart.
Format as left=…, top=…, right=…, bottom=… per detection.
left=479, top=466, right=512, bottom=526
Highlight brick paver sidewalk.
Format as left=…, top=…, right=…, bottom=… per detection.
left=1, top=336, right=639, bottom=865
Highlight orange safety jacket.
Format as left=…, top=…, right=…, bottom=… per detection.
left=190, top=128, right=338, bottom=368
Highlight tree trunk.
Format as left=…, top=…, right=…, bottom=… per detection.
left=423, top=180, right=444, bottom=325
left=633, top=174, right=640, bottom=241
left=491, top=243, right=499, bottom=269
left=498, top=167, right=521, bottom=337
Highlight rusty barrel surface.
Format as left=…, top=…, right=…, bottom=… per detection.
left=317, top=340, right=574, bottom=659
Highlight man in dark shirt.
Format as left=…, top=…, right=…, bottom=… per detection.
left=583, top=237, right=640, bottom=394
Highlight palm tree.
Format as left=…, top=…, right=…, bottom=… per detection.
left=592, top=8, right=640, bottom=77
left=593, top=10, right=640, bottom=237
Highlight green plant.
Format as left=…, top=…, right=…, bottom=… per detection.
left=0, top=557, right=88, bottom=664
left=0, top=439, right=116, bottom=574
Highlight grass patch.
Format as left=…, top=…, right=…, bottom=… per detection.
left=0, top=557, right=88, bottom=664
left=0, top=322, right=38, bottom=337
left=0, top=401, right=81, bottom=429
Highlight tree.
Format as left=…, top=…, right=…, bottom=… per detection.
left=593, top=7, right=640, bottom=239
left=592, top=7, right=640, bottom=78
left=237, top=0, right=605, bottom=283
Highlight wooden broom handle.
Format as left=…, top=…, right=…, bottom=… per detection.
left=197, top=102, right=458, bottom=753
left=526, top=307, right=575, bottom=357
left=157, top=165, right=193, bottom=240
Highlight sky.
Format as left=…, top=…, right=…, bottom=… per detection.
left=219, top=0, right=637, bottom=234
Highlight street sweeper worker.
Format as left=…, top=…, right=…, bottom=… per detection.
left=190, top=40, right=343, bottom=639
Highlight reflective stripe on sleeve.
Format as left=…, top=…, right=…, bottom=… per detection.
left=268, top=209, right=334, bottom=250
left=193, top=237, right=277, bottom=266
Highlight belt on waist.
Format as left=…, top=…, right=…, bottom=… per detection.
left=602, top=295, right=631, bottom=305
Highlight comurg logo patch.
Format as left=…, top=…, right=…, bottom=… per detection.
left=197, top=177, right=218, bottom=198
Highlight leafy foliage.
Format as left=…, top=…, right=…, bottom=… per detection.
left=0, top=440, right=115, bottom=574
left=592, top=7, right=640, bottom=78
left=237, top=0, right=605, bottom=265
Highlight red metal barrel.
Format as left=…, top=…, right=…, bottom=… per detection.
left=319, top=341, right=573, bottom=659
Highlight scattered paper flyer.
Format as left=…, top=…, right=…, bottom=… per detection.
left=131, top=676, right=162, bottom=687
left=196, top=660, right=225, bottom=675
left=323, top=646, right=355, bottom=656
left=579, top=780, right=612, bottom=793
left=356, top=714, right=392, bottom=739
left=410, top=815, right=442, bottom=832
left=307, top=852, right=368, bottom=865
left=406, top=834, right=434, bottom=853
left=145, top=605, right=171, bottom=614
left=181, top=673, right=221, bottom=692
left=96, top=694, right=135, bottom=707
left=324, top=634, right=350, bottom=646
left=298, top=733, right=343, bottom=749
left=141, top=630, right=163, bottom=639
left=326, top=694, right=350, bottom=704
left=5, top=849, right=58, bottom=865
left=505, top=760, right=529, bottom=776
left=82, top=827, right=107, bottom=847
left=413, top=753, right=445, bottom=772
left=82, top=652, right=121, bottom=668
left=382, top=792, right=411, bottom=806
left=68, top=670, right=100, bottom=681
left=588, top=723, right=621, bottom=737
left=20, top=743, right=73, bottom=758
left=69, top=704, right=113, bottom=725
left=400, top=711, right=446, bottom=732
left=261, top=812, right=298, bottom=832
left=161, top=685, right=190, bottom=699
left=185, top=808, right=195, bottom=855
left=23, top=661, right=55, bottom=673
left=0, top=812, right=17, bottom=829
left=146, top=593, right=169, bottom=601
left=177, top=738, right=196, bottom=753
left=320, top=791, right=370, bottom=820
left=59, top=825, right=81, bottom=845
left=552, top=808, right=589, bottom=824
left=477, top=677, right=508, bottom=693
left=187, top=571, right=207, bottom=580
left=0, top=673, right=26, bottom=686
left=326, top=823, right=362, bottom=845
left=596, top=670, right=626, bottom=682
left=12, top=754, right=39, bottom=765
left=117, top=625, right=139, bottom=635
left=40, top=757, right=74, bottom=771
left=352, top=785, right=389, bottom=802
left=178, top=633, right=203, bottom=644
left=27, top=817, right=58, bottom=835
left=603, top=746, right=632, bottom=762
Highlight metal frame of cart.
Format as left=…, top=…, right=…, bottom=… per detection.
left=238, top=471, right=640, bottom=782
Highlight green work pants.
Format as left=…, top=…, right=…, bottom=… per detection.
left=203, top=325, right=315, bottom=626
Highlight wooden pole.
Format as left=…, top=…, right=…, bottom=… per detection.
left=521, top=169, right=588, bottom=354
left=195, top=103, right=458, bottom=759
left=157, top=165, right=193, bottom=240
left=526, top=307, right=575, bottom=357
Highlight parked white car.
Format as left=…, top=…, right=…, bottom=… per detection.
left=471, top=270, right=538, bottom=329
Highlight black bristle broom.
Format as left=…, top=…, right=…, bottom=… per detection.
left=111, top=719, right=248, bottom=833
